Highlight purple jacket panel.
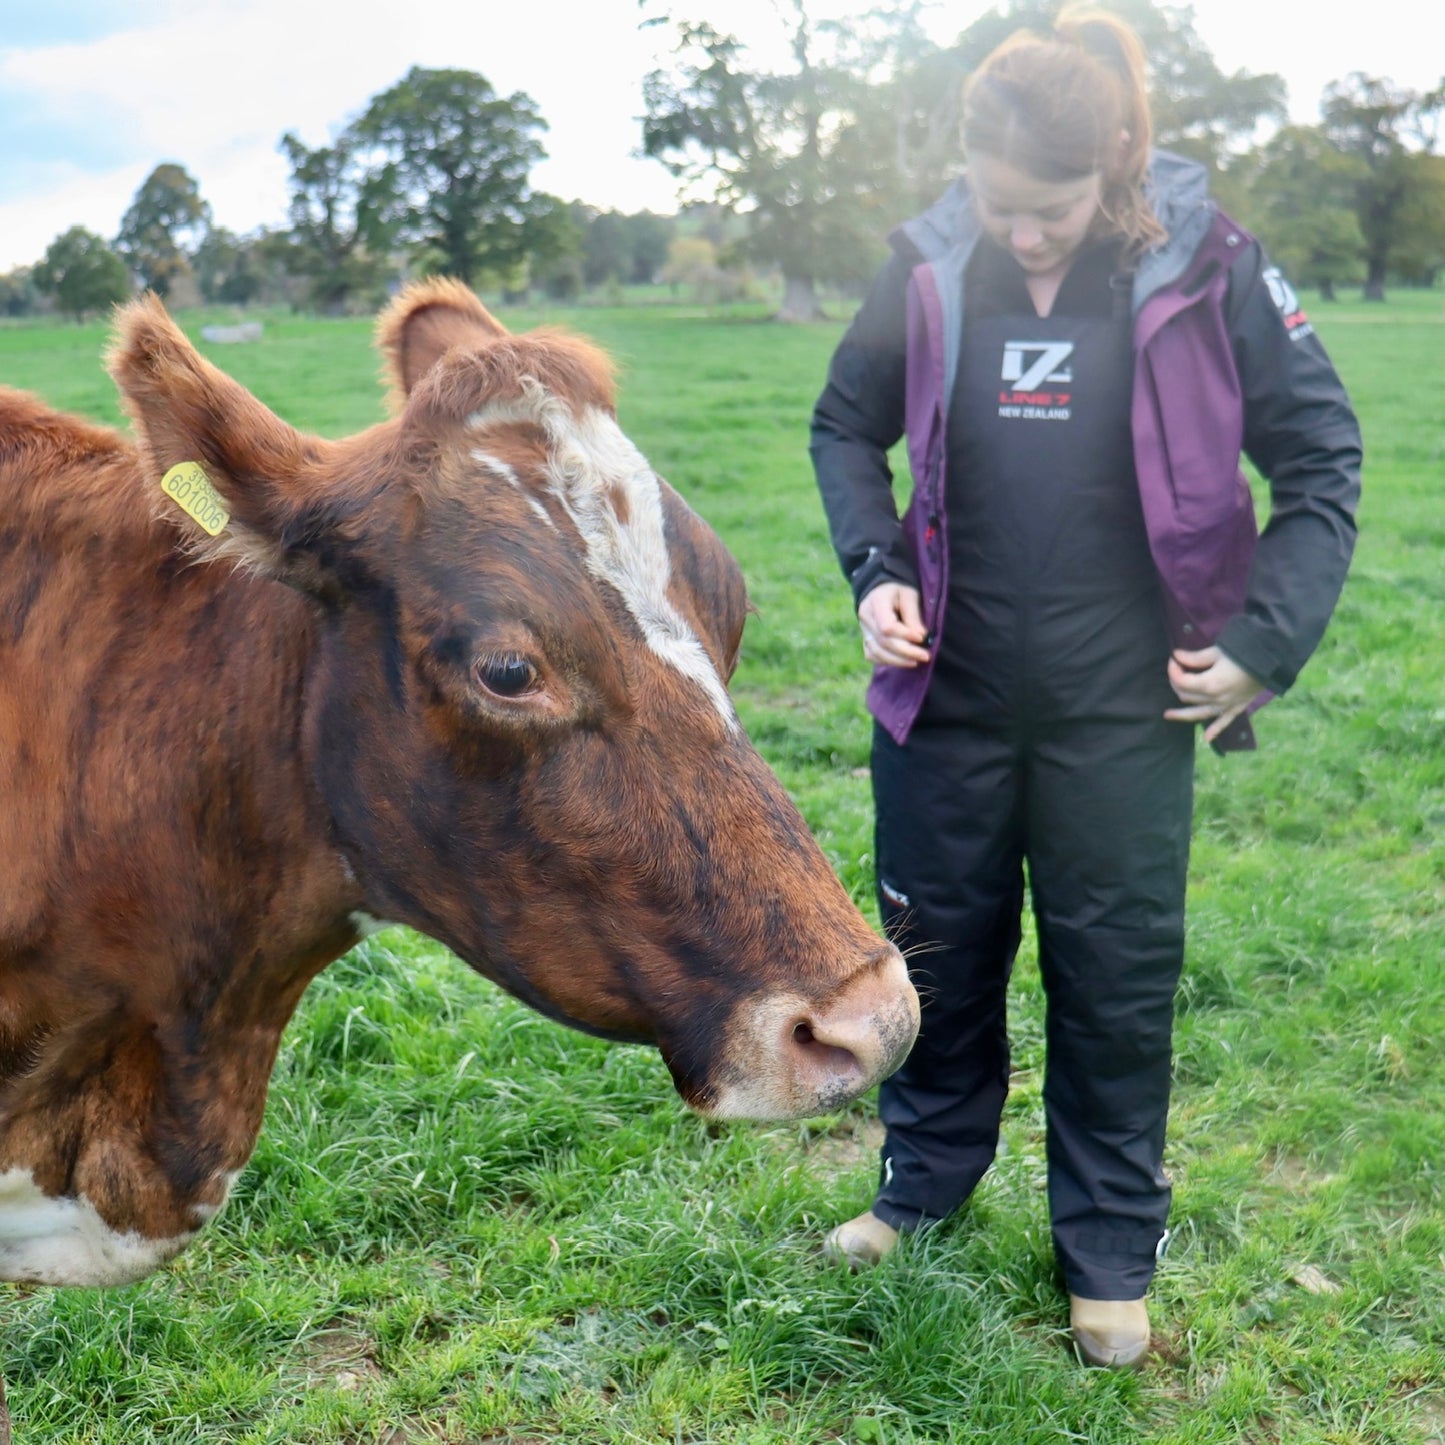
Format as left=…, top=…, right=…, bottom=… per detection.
left=867, top=264, right=948, bottom=738
left=1132, top=217, right=1257, bottom=647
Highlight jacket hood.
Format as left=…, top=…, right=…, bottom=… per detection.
left=893, top=149, right=1217, bottom=307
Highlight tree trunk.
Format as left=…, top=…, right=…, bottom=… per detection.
left=1319, top=277, right=1336, bottom=301
left=1364, top=253, right=1388, bottom=301
left=776, top=273, right=825, bottom=323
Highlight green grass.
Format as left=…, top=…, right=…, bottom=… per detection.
left=1, top=287, right=1443, bottom=1442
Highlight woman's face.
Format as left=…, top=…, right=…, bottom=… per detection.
left=969, top=153, right=1104, bottom=278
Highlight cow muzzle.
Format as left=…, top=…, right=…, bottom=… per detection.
left=698, top=947, right=920, bottom=1120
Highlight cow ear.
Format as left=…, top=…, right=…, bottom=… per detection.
left=108, top=294, right=340, bottom=589
left=376, top=276, right=509, bottom=409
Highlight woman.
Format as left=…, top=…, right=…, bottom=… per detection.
left=809, top=8, right=1360, bottom=1369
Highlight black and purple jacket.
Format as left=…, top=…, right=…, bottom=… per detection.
left=811, top=151, right=1361, bottom=752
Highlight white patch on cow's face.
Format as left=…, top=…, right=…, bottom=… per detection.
left=553, top=407, right=736, bottom=730
left=469, top=448, right=519, bottom=486
left=467, top=385, right=735, bottom=730
left=469, top=446, right=554, bottom=531
left=0, top=1167, right=225, bottom=1287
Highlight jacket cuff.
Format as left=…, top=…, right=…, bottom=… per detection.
left=850, top=544, right=921, bottom=609
left=1217, top=618, right=1297, bottom=696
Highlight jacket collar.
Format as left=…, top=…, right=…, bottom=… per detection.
left=893, top=149, right=1217, bottom=312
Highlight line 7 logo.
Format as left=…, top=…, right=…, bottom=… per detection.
left=1001, top=340, right=1075, bottom=393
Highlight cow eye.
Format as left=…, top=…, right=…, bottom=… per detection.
left=475, top=654, right=541, bottom=699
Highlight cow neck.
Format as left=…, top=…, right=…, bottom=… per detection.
left=0, top=416, right=366, bottom=1251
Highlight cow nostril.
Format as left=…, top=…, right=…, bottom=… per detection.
left=790, top=1018, right=864, bottom=1083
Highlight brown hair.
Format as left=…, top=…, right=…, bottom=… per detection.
left=961, top=7, right=1165, bottom=254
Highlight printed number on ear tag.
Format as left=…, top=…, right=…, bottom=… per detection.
left=161, top=461, right=230, bottom=536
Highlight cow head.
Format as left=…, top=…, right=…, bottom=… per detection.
left=108, top=282, right=918, bottom=1120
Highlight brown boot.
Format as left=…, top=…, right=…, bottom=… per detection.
left=1069, top=1295, right=1151, bottom=1369
left=823, top=1210, right=899, bottom=1270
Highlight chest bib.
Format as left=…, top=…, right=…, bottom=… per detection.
left=921, top=249, right=1172, bottom=726
left=947, top=285, right=1149, bottom=590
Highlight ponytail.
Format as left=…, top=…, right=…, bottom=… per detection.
left=961, top=6, right=1166, bottom=255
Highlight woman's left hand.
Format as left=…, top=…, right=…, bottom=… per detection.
left=1164, top=646, right=1264, bottom=744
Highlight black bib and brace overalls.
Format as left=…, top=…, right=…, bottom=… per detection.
left=869, top=238, right=1195, bottom=1298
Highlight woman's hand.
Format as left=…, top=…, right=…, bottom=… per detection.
left=1164, top=646, right=1264, bottom=744
left=859, top=583, right=931, bottom=669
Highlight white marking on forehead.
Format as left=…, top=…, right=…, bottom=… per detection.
left=469, top=448, right=520, bottom=486
left=523, top=495, right=554, bottom=526
left=466, top=382, right=736, bottom=729
left=465, top=380, right=556, bottom=434
left=0, top=1167, right=199, bottom=1286
left=550, top=409, right=736, bottom=730
left=470, top=446, right=556, bottom=528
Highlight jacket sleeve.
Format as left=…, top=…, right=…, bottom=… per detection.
left=1216, top=243, right=1362, bottom=694
left=809, top=251, right=920, bottom=606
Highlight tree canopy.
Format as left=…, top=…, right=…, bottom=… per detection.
left=1321, top=73, right=1445, bottom=297
left=279, top=130, right=394, bottom=312
left=114, top=163, right=210, bottom=298
left=643, top=4, right=911, bottom=319
left=1236, top=126, right=1367, bottom=299
left=34, top=227, right=132, bottom=319
left=350, top=67, right=548, bottom=285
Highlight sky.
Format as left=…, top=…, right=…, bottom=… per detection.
left=2, top=0, right=1442, bottom=274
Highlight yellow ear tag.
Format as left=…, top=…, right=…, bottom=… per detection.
left=161, top=461, right=230, bottom=536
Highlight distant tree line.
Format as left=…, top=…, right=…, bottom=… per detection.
left=3, top=0, right=1441, bottom=322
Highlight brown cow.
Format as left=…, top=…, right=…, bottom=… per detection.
left=0, top=279, right=917, bottom=1351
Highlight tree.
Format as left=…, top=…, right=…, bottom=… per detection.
left=621, top=212, right=675, bottom=284
left=581, top=209, right=676, bottom=288
left=582, top=209, right=631, bottom=288
left=523, top=195, right=588, bottom=300
left=1322, top=73, right=1445, bottom=299
left=856, top=0, right=967, bottom=216
left=350, top=67, right=548, bottom=284
left=114, top=163, right=211, bottom=298
left=642, top=4, right=904, bottom=321
left=280, top=131, right=394, bottom=313
left=1388, top=151, right=1445, bottom=285
left=192, top=227, right=264, bottom=305
left=34, top=227, right=131, bottom=319
left=0, top=266, right=41, bottom=317
left=1236, top=126, right=1367, bottom=299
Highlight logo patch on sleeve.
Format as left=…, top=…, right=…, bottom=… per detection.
left=1263, top=267, right=1314, bottom=341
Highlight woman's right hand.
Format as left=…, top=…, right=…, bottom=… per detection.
left=859, top=583, right=932, bottom=668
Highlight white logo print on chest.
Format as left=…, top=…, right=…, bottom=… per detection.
left=1002, top=340, right=1074, bottom=391
left=999, top=340, right=1074, bottom=421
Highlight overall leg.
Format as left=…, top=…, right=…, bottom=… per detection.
left=869, top=721, right=1026, bottom=1229
left=1027, top=715, right=1194, bottom=1299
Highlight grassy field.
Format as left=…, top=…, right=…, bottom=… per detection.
left=0, top=286, right=1442, bottom=1444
